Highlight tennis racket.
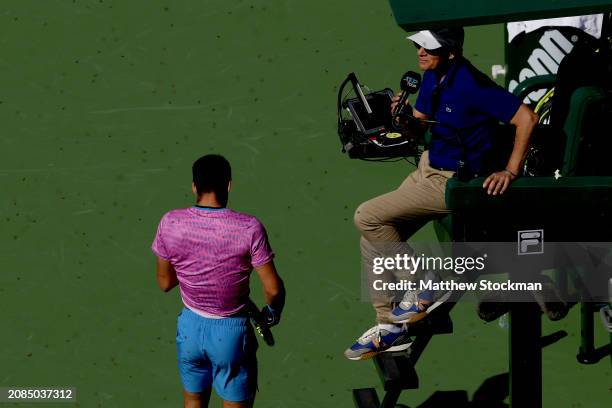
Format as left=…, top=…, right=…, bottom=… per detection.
left=246, top=298, right=275, bottom=347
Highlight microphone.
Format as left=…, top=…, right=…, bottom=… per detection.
left=392, top=71, right=422, bottom=118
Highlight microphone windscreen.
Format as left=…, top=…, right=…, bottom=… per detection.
left=400, top=71, right=422, bottom=94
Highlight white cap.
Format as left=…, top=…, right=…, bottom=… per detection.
left=407, top=30, right=443, bottom=50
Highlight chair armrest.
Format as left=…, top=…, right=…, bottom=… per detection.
left=512, top=75, right=557, bottom=100
left=446, top=176, right=612, bottom=211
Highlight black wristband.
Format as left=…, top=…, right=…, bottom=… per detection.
left=503, top=168, right=517, bottom=178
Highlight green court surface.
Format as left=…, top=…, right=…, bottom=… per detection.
left=0, top=1, right=610, bottom=407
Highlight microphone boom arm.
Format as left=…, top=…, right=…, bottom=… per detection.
left=348, top=72, right=372, bottom=114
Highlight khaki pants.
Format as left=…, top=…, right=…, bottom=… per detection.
left=354, top=151, right=454, bottom=323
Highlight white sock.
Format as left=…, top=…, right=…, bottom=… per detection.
left=378, top=323, right=402, bottom=333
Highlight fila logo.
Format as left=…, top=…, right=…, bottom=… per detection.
left=517, top=229, right=544, bottom=255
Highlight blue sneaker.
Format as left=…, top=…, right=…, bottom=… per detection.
left=389, top=288, right=452, bottom=324
left=344, top=325, right=413, bottom=361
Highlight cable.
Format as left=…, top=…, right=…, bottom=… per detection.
left=360, top=156, right=412, bottom=163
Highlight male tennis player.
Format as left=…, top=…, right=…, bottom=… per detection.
left=152, top=154, right=285, bottom=408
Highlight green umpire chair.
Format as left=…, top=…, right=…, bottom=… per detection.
left=434, top=79, right=612, bottom=407
left=354, top=78, right=612, bottom=408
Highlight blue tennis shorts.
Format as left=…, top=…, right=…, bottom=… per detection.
left=176, top=307, right=258, bottom=402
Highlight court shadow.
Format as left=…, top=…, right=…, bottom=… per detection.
left=416, top=390, right=470, bottom=407
left=404, top=373, right=509, bottom=408
left=470, top=373, right=509, bottom=408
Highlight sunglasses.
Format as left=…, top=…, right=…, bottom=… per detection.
left=413, top=41, right=446, bottom=56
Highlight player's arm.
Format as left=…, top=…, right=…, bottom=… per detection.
left=255, top=261, right=285, bottom=325
left=483, top=104, right=538, bottom=195
left=156, top=256, right=179, bottom=292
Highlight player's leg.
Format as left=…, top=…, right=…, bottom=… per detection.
left=222, top=399, right=253, bottom=408
left=206, top=318, right=258, bottom=407
left=177, top=309, right=213, bottom=407
left=183, top=388, right=211, bottom=408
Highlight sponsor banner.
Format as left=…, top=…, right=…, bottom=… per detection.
left=506, top=26, right=599, bottom=103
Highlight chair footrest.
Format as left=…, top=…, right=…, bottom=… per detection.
left=405, top=313, right=454, bottom=336
left=374, top=352, right=419, bottom=390
left=576, top=345, right=611, bottom=364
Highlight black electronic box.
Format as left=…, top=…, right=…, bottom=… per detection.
left=337, top=72, right=422, bottom=159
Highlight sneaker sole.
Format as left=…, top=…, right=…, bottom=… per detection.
left=345, top=340, right=414, bottom=361
left=346, top=351, right=378, bottom=361
left=384, top=341, right=413, bottom=353
left=389, top=291, right=453, bottom=324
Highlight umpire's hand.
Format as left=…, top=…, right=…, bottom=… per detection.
left=483, top=169, right=517, bottom=195
left=390, top=91, right=405, bottom=114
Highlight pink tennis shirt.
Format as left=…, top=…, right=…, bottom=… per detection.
left=151, top=206, right=274, bottom=317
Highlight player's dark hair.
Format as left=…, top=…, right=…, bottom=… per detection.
left=192, top=154, right=232, bottom=202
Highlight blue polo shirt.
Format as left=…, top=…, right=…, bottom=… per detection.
left=414, top=58, right=522, bottom=173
